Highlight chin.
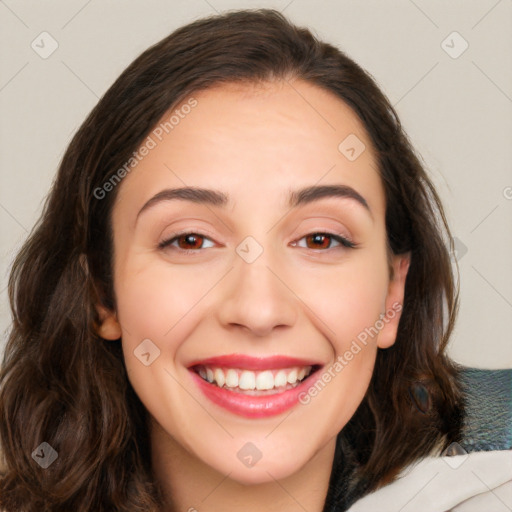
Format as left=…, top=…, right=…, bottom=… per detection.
left=222, top=460, right=301, bottom=485
left=198, top=438, right=314, bottom=486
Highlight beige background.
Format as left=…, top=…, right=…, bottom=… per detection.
left=1, top=0, right=511, bottom=368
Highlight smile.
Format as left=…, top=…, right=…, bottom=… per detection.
left=195, top=365, right=314, bottom=394
left=187, top=355, right=322, bottom=418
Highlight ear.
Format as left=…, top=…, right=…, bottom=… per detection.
left=79, top=254, right=122, bottom=340
left=95, top=304, right=122, bottom=340
left=377, top=253, right=410, bottom=349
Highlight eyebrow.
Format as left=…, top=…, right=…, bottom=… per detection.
left=136, top=184, right=372, bottom=220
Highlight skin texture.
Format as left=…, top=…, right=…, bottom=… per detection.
left=97, top=79, right=410, bottom=512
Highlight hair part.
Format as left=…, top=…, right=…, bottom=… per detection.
left=0, top=8, right=463, bottom=511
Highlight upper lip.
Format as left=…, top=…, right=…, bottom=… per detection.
left=187, top=354, right=323, bottom=371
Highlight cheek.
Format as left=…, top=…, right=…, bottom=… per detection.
left=114, top=264, right=206, bottom=427
left=295, top=253, right=389, bottom=352
left=296, top=263, right=385, bottom=429
left=114, top=262, right=207, bottom=342
left=113, top=260, right=223, bottom=401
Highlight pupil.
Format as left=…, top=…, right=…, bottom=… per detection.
left=311, top=234, right=328, bottom=248
left=182, top=234, right=200, bottom=249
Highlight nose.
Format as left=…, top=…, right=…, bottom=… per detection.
left=215, top=251, right=298, bottom=338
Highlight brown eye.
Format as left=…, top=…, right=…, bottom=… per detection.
left=305, top=233, right=331, bottom=250
left=158, top=232, right=215, bottom=252
left=176, top=233, right=204, bottom=250
left=294, top=232, right=356, bottom=250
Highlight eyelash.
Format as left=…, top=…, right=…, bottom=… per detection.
left=158, top=231, right=357, bottom=254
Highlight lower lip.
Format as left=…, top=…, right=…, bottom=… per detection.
left=189, top=369, right=320, bottom=418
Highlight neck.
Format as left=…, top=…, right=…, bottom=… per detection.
left=150, top=419, right=337, bottom=512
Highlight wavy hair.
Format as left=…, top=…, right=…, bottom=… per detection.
left=0, top=9, right=464, bottom=511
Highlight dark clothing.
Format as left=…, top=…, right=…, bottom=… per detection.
left=321, top=367, right=512, bottom=511
left=321, top=433, right=362, bottom=512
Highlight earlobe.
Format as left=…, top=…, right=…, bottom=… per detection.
left=81, top=255, right=122, bottom=340
left=95, top=304, right=122, bottom=340
left=377, top=253, right=411, bottom=349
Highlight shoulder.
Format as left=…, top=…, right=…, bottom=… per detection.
left=347, top=450, right=512, bottom=512
left=347, top=366, right=512, bottom=512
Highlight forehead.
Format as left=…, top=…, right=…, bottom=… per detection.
left=113, top=79, right=384, bottom=220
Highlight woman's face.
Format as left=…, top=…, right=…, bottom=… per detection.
left=100, top=79, right=409, bottom=484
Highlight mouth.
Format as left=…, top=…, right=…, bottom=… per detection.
left=187, top=355, right=323, bottom=418
left=191, top=364, right=317, bottom=395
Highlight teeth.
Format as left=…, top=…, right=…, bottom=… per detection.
left=239, top=371, right=256, bottom=390
left=287, top=369, right=298, bottom=384
left=196, top=365, right=313, bottom=391
left=214, top=368, right=225, bottom=388
left=256, top=370, right=274, bottom=390
left=225, top=369, right=239, bottom=388
left=274, top=370, right=287, bottom=388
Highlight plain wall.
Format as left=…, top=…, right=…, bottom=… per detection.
left=1, top=0, right=511, bottom=368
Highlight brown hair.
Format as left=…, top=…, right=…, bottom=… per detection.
left=0, top=9, right=463, bottom=511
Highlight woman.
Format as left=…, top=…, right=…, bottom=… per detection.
left=0, top=9, right=464, bottom=511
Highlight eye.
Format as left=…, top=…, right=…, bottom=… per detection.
left=291, top=232, right=356, bottom=250
left=158, top=230, right=356, bottom=255
left=158, top=232, right=215, bottom=253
